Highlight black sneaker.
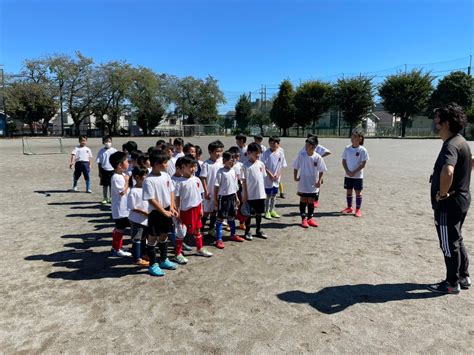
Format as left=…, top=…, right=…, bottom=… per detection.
left=427, top=280, right=461, bottom=294
left=255, top=230, right=268, bottom=239
left=459, top=276, right=471, bottom=290
left=280, top=193, right=286, bottom=199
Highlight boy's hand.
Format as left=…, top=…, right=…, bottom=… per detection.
left=315, top=181, right=321, bottom=188
left=124, top=174, right=130, bottom=182
left=69, top=164, right=73, bottom=169
left=294, top=176, right=300, bottom=182
left=205, top=192, right=211, bottom=200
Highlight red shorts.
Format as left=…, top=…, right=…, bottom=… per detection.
left=180, top=204, right=202, bottom=235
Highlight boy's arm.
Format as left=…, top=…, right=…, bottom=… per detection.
left=120, top=175, right=130, bottom=196
left=200, top=176, right=210, bottom=199
left=214, top=185, right=220, bottom=208
left=149, top=198, right=173, bottom=217
left=170, top=191, right=178, bottom=216
left=352, top=161, right=367, bottom=174
left=242, top=179, right=248, bottom=203
left=342, top=159, right=353, bottom=176
left=97, top=163, right=102, bottom=177
left=316, top=172, right=324, bottom=188
left=293, top=169, right=300, bottom=181
left=69, top=154, right=75, bottom=169
left=322, top=152, right=331, bottom=157
left=132, top=208, right=148, bottom=216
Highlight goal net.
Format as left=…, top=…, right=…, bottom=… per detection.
left=22, top=137, right=66, bottom=155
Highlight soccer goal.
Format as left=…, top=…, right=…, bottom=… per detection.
left=22, top=136, right=67, bottom=155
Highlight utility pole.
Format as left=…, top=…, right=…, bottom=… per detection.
left=468, top=54, right=472, bottom=76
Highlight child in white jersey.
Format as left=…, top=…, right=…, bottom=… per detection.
left=96, top=135, right=117, bottom=204
left=200, top=140, right=224, bottom=237
left=292, top=137, right=327, bottom=228
left=236, top=134, right=249, bottom=165
left=262, top=136, right=287, bottom=219
left=341, top=131, right=369, bottom=218
left=253, top=134, right=267, bottom=157
left=127, top=166, right=149, bottom=267
left=242, top=143, right=268, bottom=240
left=229, top=146, right=246, bottom=231
left=69, top=135, right=93, bottom=193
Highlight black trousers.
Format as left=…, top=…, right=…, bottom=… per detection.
left=434, top=209, right=470, bottom=284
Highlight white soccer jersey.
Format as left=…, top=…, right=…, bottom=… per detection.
left=239, top=146, right=249, bottom=165
left=292, top=152, right=327, bottom=194
left=167, top=158, right=176, bottom=177
left=173, top=151, right=185, bottom=159
left=96, top=147, right=118, bottom=171
left=242, top=160, right=267, bottom=200
left=111, top=173, right=129, bottom=219
left=262, top=148, right=287, bottom=189
left=215, top=167, right=238, bottom=196
left=171, top=175, right=185, bottom=189
left=259, top=144, right=267, bottom=160
left=200, top=158, right=223, bottom=197
left=72, top=146, right=92, bottom=162
left=127, top=187, right=148, bottom=226
left=175, top=176, right=204, bottom=211
left=233, top=161, right=244, bottom=181
left=142, top=172, right=174, bottom=212
left=298, top=145, right=331, bottom=157
left=341, top=145, right=369, bottom=179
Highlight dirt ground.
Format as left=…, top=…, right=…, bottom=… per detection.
left=0, top=136, right=473, bottom=354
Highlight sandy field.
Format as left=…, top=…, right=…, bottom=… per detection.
left=0, top=135, right=473, bottom=354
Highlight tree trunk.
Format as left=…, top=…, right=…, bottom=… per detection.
left=349, top=121, right=353, bottom=137
left=283, top=128, right=288, bottom=137
left=75, top=122, right=81, bottom=136
left=401, top=117, right=407, bottom=138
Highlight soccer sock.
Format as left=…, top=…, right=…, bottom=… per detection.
left=265, top=196, right=271, bottom=213
left=279, top=182, right=284, bottom=194
left=229, top=219, right=236, bottom=235
left=356, top=196, right=362, bottom=209
left=102, top=186, right=108, bottom=199
left=216, top=221, right=223, bottom=241
left=209, top=215, right=217, bottom=230
left=175, top=239, right=183, bottom=256
left=147, top=240, right=157, bottom=265
left=140, top=237, right=147, bottom=257
left=307, top=203, right=315, bottom=219
left=194, top=234, right=203, bottom=250
left=158, top=240, right=168, bottom=263
left=245, top=217, right=251, bottom=234
left=270, top=195, right=276, bottom=211
left=315, top=191, right=320, bottom=202
left=112, top=229, right=123, bottom=251
left=85, top=180, right=91, bottom=191
left=346, top=195, right=353, bottom=208
left=299, top=202, right=306, bottom=218
left=255, top=215, right=262, bottom=232
left=170, top=229, right=176, bottom=246
left=73, top=179, right=78, bottom=188
left=132, top=241, right=141, bottom=261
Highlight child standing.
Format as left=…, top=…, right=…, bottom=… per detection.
left=241, top=143, right=268, bottom=240
left=69, top=135, right=93, bottom=193
left=292, top=137, right=327, bottom=228
left=96, top=135, right=117, bottom=204
left=236, top=134, right=249, bottom=165
left=262, top=136, right=287, bottom=219
left=109, top=151, right=132, bottom=257
left=173, top=138, right=185, bottom=159
left=341, top=131, right=369, bottom=218
left=142, top=150, right=179, bottom=277
left=229, top=146, right=246, bottom=231
left=127, top=166, right=150, bottom=267
left=213, top=151, right=245, bottom=249
left=200, top=140, right=224, bottom=237
left=254, top=135, right=267, bottom=156
left=175, top=156, right=213, bottom=263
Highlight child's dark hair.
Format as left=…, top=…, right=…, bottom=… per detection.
left=235, top=134, right=247, bottom=143
left=79, top=135, right=87, bottom=142
left=253, top=134, right=263, bottom=141
left=222, top=151, right=233, bottom=162
left=195, top=145, right=202, bottom=158
left=123, top=141, right=138, bottom=153
left=183, top=143, right=195, bottom=154
left=351, top=130, right=365, bottom=145
left=247, top=142, right=261, bottom=153
left=132, top=166, right=148, bottom=179
left=434, top=102, right=467, bottom=134
left=228, top=146, right=240, bottom=155
left=110, top=151, right=128, bottom=169
left=269, top=136, right=280, bottom=144
left=305, top=137, right=318, bottom=148
left=149, top=150, right=169, bottom=166
left=175, top=157, right=184, bottom=169
left=208, top=140, right=224, bottom=153
left=155, top=140, right=166, bottom=149
left=163, top=142, right=174, bottom=152
left=306, top=134, right=318, bottom=146
left=180, top=155, right=197, bottom=168
left=137, top=154, right=149, bottom=168
left=130, top=150, right=143, bottom=161
left=102, top=135, right=112, bottom=144
left=147, top=146, right=155, bottom=155
left=173, top=138, right=184, bottom=146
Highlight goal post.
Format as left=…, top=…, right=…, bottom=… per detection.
left=22, top=136, right=67, bottom=155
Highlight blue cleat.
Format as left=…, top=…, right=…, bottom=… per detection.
left=148, top=263, right=164, bottom=277
left=159, top=258, right=178, bottom=270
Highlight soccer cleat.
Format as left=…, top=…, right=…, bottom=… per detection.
left=215, top=240, right=225, bottom=249
left=196, top=248, right=213, bottom=257
left=243, top=233, right=253, bottom=241
left=355, top=209, right=362, bottom=218
left=107, top=198, right=112, bottom=204
left=280, top=193, right=286, bottom=199
left=270, top=210, right=280, bottom=218
left=86, top=189, right=92, bottom=193
left=159, top=258, right=177, bottom=270
left=173, top=254, right=189, bottom=265
left=427, top=280, right=461, bottom=294
left=307, top=218, right=319, bottom=227
left=72, top=186, right=78, bottom=192
left=238, top=223, right=246, bottom=230
left=264, top=212, right=273, bottom=220
left=135, top=258, right=150, bottom=267
left=182, top=243, right=193, bottom=252
left=101, top=199, right=108, bottom=205
left=341, top=207, right=354, bottom=214
left=314, top=201, right=319, bottom=208
left=301, top=218, right=309, bottom=228
left=112, top=249, right=132, bottom=257
left=229, top=235, right=245, bottom=242
left=148, top=263, right=164, bottom=277
left=255, top=230, right=268, bottom=239
left=459, top=276, right=471, bottom=290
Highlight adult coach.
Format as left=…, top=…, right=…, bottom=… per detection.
left=428, top=103, right=472, bottom=294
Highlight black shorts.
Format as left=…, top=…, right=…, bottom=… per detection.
left=114, top=217, right=129, bottom=230
left=247, top=199, right=265, bottom=215
left=100, top=168, right=114, bottom=186
left=297, top=192, right=317, bottom=199
left=217, top=194, right=237, bottom=219
left=148, top=208, right=172, bottom=236
left=344, top=177, right=363, bottom=191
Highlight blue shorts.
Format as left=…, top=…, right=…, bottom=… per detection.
left=344, top=177, right=363, bottom=191
left=265, top=187, right=279, bottom=196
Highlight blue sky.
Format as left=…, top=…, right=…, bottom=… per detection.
left=1, top=0, right=472, bottom=112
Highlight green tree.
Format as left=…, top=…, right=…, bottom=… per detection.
left=335, top=76, right=375, bottom=135
left=428, top=71, right=474, bottom=116
left=234, top=94, right=252, bottom=133
left=129, top=67, right=167, bottom=136
left=270, top=80, right=295, bottom=136
left=379, top=69, right=434, bottom=137
left=294, top=80, right=334, bottom=134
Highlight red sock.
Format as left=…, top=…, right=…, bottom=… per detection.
left=194, top=234, right=203, bottom=250
left=175, top=239, right=183, bottom=256
left=112, top=229, right=123, bottom=251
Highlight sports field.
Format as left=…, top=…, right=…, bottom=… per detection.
left=0, top=136, right=473, bottom=353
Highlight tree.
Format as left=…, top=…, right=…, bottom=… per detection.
left=234, top=94, right=252, bottom=133
left=5, top=81, right=57, bottom=135
left=270, top=80, right=295, bottom=136
left=378, top=69, right=434, bottom=137
left=294, top=80, right=334, bottom=134
left=250, top=111, right=271, bottom=135
left=335, top=76, right=375, bottom=135
left=428, top=71, right=474, bottom=115
left=129, top=67, right=167, bottom=136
